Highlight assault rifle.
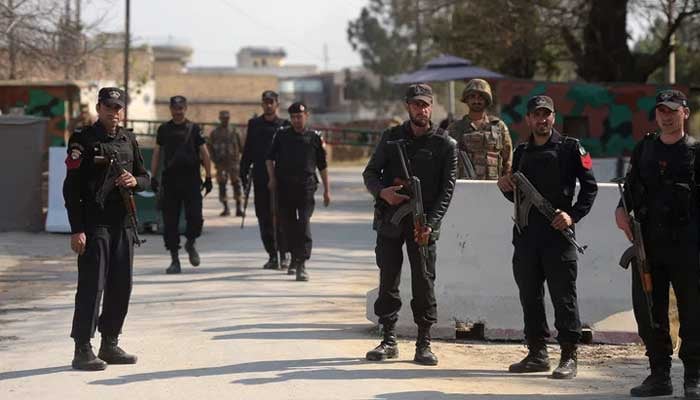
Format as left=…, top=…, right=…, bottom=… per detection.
left=240, top=168, right=253, bottom=229
left=458, top=150, right=477, bottom=179
left=512, top=171, right=586, bottom=254
left=612, top=177, right=656, bottom=329
left=387, top=139, right=430, bottom=267
left=95, top=149, right=145, bottom=246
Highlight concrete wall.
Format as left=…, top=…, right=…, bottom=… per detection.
left=367, top=180, right=639, bottom=343
left=0, top=116, right=47, bottom=231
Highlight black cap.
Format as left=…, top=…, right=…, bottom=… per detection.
left=656, top=89, right=688, bottom=110
left=98, top=87, right=126, bottom=108
left=527, top=95, right=555, bottom=113
left=170, top=95, right=187, bottom=107
left=288, top=101, right=308, bottom=114
left=262, top=90, right=279, bottom=101
left=219, top=110, right=230, bottom=118
left=405, top=83, right=433, bottom=104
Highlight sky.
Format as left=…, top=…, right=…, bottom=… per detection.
left=82, top=0, right=367, bottom=70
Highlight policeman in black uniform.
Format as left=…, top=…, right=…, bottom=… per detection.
left=497, top=95, right=597, bottom=379
left=363, top=83, right=457, bottom=366
left=615, top=90, right=700, bottom=398
left=150, top=95, right=213, bottom=274
left=266, top=101, right=330, bottom=282
left=240, top=90, right=291, bottom=270
left=63, top=87, right=148, bottom=370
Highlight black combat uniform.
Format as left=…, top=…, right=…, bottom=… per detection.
left=621, top=128, right=700, bottom=397
left=504, top=124, right=597, bottom=378
left=240, top=113, right=290, bottom=268
left=266, top=118, right=327, bottom=280
left=363, top=116, right=457, bottom=365
left=156, top=119, right=206, bottom=256
left=63, top=88, right=148, bottom=370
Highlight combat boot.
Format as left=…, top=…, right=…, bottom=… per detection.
left=552, top=343, right=577, bottom=379
left=185, top=239, right=200, bottom=267
left=220, top=201, right=230, bottom=217
left=72, top=341, right=107, bottom=371
left=235, top=200, right=243, bottom=217
left=508, top=340, right=550, bottom=373
left=366, top=324, right=398, bottom=361
left=263, top=253, right=279, bottom=269
left=296, top=261, right=309, bottom=282
left=280, top=252, right=290, bottom=270
left=98, top=336, right=137, bottom=365
left=287, top=258, right=298, bottom=275
left=414, top=325, right=438, bottom=366
left=166, top=250, right=181, bottom=274
left=630, top=361, right=672, bottom=397
left=685, top=366, right=700, bottom=399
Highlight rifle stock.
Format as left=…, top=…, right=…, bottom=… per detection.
left=102, top=151, right=145, bottom=246
left=241, top=169, right=253, bottom=229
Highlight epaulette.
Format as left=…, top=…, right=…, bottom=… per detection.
left=515, top=142, right=528, bottom=152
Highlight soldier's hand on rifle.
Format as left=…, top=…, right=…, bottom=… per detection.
left=70, top=232, right=87, bottom=255
left=414, top=225, right=432, bottom=246
left=323, top=189, right=331, bottom=207
left=115, top=171, right=137, bottom=188
left=202, top=176, right=213, bottom=195
left=380, top=185, right=410, bottom=206
left=497, top=173, right=515, bottom=193
left=615, top=207, right=634, bottom=242
left=551, top=210, right=573, bottom=231
left=151, top=177, right=159, bottom=193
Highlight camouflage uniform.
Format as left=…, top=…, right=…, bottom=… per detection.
left=209, top=123, right=243, bottom=212
left=448, top=115, right=512, bottom=179
left=448, top=78, right=512, bottom=180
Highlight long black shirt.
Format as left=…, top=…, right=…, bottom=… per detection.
left=63, top=122, right=149, bottom=233
left=240, top=115, right=290, bottom=182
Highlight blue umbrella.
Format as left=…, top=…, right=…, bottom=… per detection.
left=392, top=54, right=504, bottom=84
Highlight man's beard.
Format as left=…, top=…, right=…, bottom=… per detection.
left=533, top=126, right=551, bottom=136
left=468, top=103, right=485, bottom=113
left=410, top=114, right=429, bottom=128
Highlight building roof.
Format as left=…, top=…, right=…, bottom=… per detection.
left=238, top=46, right=287, bottom=58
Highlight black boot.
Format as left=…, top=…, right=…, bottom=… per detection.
left=280, top=252, right=290, bottom=270
left=509, top=340, right=550, bottom=373
left=235, top=200, right=243, bottom=217
left=685, top=367, right=700, bottom=399
left=287, top=258, right=298, bottom=275
left=72, top=341, right=107, bottom=371
left=220, top=201, right=230, bottom=217
left=166, top=250, right=181, bottom=274
left=366, top=324, right=398, bottom=361
left=98, top=336, right=137, bottom=365
left=414, top=325, right=438, bottom=366
left=630, top=361, right=672, bottom=397
left=296, top=261, right=309, bottom=282
left=185, top=239, right=200, bottom=267
left=263, top=253, right=279, bottom=269
left=552, top=343, right=577, bottom=379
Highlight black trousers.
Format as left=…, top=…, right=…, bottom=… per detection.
left=512, top=225, right=582, bottom=344
left=633, top=236, right=700, bottom=369
left=374, top=221, right=437, bottom=327
left=253, top=177, right=287, bottom=255
left=277, top=182, right=315, bottom=261
left=71, top=225, right=133, bottom=343
left=161, top=179, right=203, bottom=251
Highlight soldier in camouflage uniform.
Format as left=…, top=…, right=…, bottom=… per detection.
left=209, top=110, right=243, bottom=216
left=447, top=79, right=512, bottom=180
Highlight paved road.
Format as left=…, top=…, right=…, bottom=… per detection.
left=0, top=166, right=666, bottom=399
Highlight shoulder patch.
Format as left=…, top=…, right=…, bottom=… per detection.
left=577, top=142, right=592, bottom=170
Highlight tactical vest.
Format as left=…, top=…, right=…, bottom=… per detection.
left=461, top=122, right=503, bottom=180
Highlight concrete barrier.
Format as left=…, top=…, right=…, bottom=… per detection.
left=367, top=180, right=640, bottom=343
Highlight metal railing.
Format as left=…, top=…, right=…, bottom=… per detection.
left=126, top=119, right=383, bottom=147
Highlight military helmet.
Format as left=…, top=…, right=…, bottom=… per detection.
left=461, top=78, right=493, bottom=106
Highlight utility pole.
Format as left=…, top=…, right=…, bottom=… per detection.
left=123, top=0, right=130, bottom=123
left=414, top=0, right=422, bottom=69
left=668, top=0, right=676, bottom=84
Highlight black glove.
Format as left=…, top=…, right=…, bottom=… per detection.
left=151, top=177, right=159, bottom=193
left=202, top=177, right=213, bottom=195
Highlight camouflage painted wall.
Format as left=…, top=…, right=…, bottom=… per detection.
left=495, top=80, right=688, bottom=157
left=0, top=84, right=80, bottom=146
